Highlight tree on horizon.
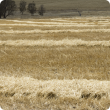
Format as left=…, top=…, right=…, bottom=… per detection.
left=38, top=5, right=45, bottom=16
left=19, top=0, right=26, bottom=15
left=0, top=0, right=16, bottom=18
left=27, top=1, right=36, bottom=16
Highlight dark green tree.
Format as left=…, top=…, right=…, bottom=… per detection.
left=27, top=1, right=36, bottom=16
left=19, top=0, right=26, bottom=15
left=0, top=0, right=16, bottom=18
left=38, top=5, right=45, bottom=16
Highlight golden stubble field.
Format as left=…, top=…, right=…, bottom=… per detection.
left=0, top=17, right=110, bottom=110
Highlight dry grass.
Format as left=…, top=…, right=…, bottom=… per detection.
left=0, top=17, right=110, bottom=109
left=0, top=76, right=110, bottom=110
left=2, top=29, right=110, bottom=34
left=1, top=46, right=110, bottom=81
left=1, top=32, right=110, bottom=41
left=0, top=39, right=110, bottom=46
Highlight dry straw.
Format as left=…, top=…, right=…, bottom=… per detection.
left=0, top=76, right=110, bottom=99
left=0, top=39, right=110, bottom=46
left=0, top=24, right=101, bottom=27
left=1, top=29, right=110, bottom=34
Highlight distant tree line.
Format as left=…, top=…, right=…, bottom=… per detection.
left=20, top=1, right=45, bottom=16
left=0, top=0, right=46, bottom=18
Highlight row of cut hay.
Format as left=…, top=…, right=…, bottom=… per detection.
left=63, top=16, right=110, bottom=19
left=1, top=29, right=110, bottom=33
left=0, top=39, right=110, bottom=46
left=0, top=76, right=109, bottom=100
left=7, top=21, right=110, bottom=25
left=6, top=18, right=110, bottom=22
left=0, top=22, right=99, bottom=25
left=5, top=20, right=110, bottom=25
left=0, top=24, right=102, bottom=27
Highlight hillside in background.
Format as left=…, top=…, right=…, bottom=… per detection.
left=15, top=0, right=110, bottom=11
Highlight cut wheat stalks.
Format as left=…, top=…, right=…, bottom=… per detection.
left=0, top=24, right=104, bottom=27
left=5, top=20, right=110, bottom=25
left=0, top=39, right=110, bottom=46
left=1, top=29, right=110, bottom=33
left=0, top=76, right=110, bottom=99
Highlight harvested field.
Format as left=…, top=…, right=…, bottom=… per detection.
left=0, top=76, right=110, bottom=110
left=0, top=17, right=110, bottom=110
left=0, top=39, right=110, bottom=46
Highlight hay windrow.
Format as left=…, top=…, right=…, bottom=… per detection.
left=0, top=39, right=110, bottom=46
left=0, top=76, right=109, bottom=99
left=1, top=29, right=110, bottom=34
